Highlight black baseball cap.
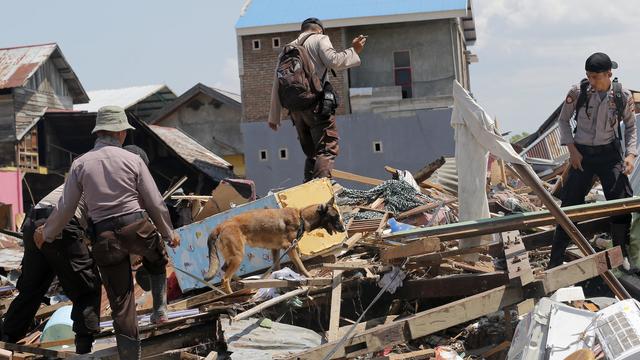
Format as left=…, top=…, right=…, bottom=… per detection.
left=301, top=17, right=324, bottom=33
left=585, top=52, right=618, bottom=72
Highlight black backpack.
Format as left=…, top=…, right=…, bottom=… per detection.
left=276, top=33, right=323, bottom=111
left=574, top=77, right=626, bottom=139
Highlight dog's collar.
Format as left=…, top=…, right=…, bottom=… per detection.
left=295, top=216, right=305, bottom=241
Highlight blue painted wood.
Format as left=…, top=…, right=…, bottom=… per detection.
left=168, top=195, right=281, bottom=291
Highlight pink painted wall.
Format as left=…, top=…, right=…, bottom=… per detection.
left=0, top=170, right=23, bottom=230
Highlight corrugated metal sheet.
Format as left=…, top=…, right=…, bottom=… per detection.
left=75, top=84, right=174, bottom=112
left=0, top=43, right=56, bottom=89
left=0, top=43, right=88, bottom=103
left=213, top=87, right=241, bottom=104
left=430, top=157, right=458, bottom=195
left=148, top=124, right=232, bottom=175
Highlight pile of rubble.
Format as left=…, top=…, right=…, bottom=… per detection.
left=0, top=158, right=639, bottom=360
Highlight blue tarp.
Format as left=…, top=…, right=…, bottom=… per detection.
left=169, top=195, right=281, bottom=292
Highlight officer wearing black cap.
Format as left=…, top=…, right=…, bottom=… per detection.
left=268, top=17, right=366, bottom=181
left=552, top=52, right=637, bottom=270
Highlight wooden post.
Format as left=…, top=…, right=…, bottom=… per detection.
left=327, top=270, right=343, bottom=342
left=511, top=163, right=630, bottom=299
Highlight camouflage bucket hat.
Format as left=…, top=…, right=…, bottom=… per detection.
left=92, top=105, right=135, bottom=134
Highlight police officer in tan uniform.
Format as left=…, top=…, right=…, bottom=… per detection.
left=269, top=18, right=366, bottom=182
left=551, top=52, right=637, bottom=269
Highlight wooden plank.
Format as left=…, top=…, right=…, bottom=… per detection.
left=0, top=342, right=73, bottom=358
left=501, top=231, right=534, bottom=285
left=332, top=169, right=384, bottom=186
left=522, top=218, right=609, bottom=250
left=327, top=270, right=343, bottom=342
left=384, top=197, right=640, bottom=243
left=323, top=260, right=371, bottom=270
left=481, top=341, right=511, bottom=358
left=240, top=278, right=332, bottom=289
left=381, top=237, right=440, bottom=262
left=232, top=287, right=308, bottom=321
left=285, top=248, right=622, bottom=360
left=373, top=348, right=435, bottom=360
left=398, top=272, right=508, bottom=299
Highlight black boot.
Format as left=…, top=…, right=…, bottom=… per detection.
left=75, top=334, right=94, bottom=354
left=611, top=223, right=632, bottom=271
left=115, top=333, right=141, bottom=360
left=548, top=226, right=571, bottom=269
left=149, top=273, right=168, bottom=324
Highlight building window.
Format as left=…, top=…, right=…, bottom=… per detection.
left=252, top=39, right=261, bottom=50
left=259, top=149, right=268, bottom=161
left=373, top=141, right=383, bottom=153
left=393, top=51, right=412, bottom=99
left=279, top=148, right=288, bottom=159
left=272, top=37, right=281, bottom=48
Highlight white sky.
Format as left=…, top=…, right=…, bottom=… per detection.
left=2, top=0, right=638, bottom=135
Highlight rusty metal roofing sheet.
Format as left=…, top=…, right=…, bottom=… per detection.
left=148, top=124, right=233, bottom=176
left=0, top=43, right=88, bottom=103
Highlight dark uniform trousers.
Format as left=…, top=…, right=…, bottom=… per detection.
left=291, top=109, right=340, bottom=182
left=91, top=211, right=168, bottom=341
left=549, top=143, right=633, bottom=268
left=2, top=214, right=101, bottom=349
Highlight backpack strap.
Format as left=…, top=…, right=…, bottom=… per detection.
left=574, top=78, right=590, bottom=122
left=612, top=78, right=626, bottom=141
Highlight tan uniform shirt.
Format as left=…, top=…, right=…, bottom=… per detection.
left=268, top=32, right=361, bottom=126
left=43, top=138, right=174, bottom=242
left=558, top=83, right=637, bottom=156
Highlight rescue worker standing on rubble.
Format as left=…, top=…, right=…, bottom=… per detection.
left=33, top=106, right=180, bottom=359
left=268, top=17, right=367, bottom=182
left=550, top=52, right=637, bottom=270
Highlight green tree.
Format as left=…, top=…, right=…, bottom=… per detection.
left=510, top=132, right=530, bottom=143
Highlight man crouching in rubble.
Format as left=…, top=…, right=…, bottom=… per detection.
left=268, top=17, right=366, bottom=182
left=33, top=106, right=180, bottom=359
left=0, top=186, right=101, bottom=354
left=550, top=53, right=637, bottom=270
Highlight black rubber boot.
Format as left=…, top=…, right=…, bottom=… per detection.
left=115, top=333, right=141, bottom=360
left=149, top=273, right=168, bottom=324
left=74, top=334, right=94, bottom=354
left=548, top=226, right=571, bottom=269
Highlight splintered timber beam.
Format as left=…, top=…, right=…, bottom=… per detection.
left=285, top=247, right=623, bottom=360
left=240, top=278, right=332, bottom=289
left=384, top=196, right=640, bottom=243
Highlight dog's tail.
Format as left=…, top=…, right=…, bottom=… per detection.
left=204, top=228, right=221, bottom=281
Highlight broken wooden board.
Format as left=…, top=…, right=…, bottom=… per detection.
left=285, top=246, right=622, bottom=359
left=327, top=270, right=343, bottom=342
left=276, top=178, right=347, bottom=256
left=398, top=272, right=509, bottom=299
left=372, top=348, right=435, bottom=360
left=381, top=237, right=440, bottom=262
left=322, top=260, right=371, bottom=270
left=501, top=231, right=534, bottom=286
left=240, top=278, right=332, bottom=289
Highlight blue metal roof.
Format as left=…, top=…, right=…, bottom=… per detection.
left=236, top=0, right=469, bottom=29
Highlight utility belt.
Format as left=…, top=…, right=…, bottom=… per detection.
left=575, top=142, right=622, bottom=156
left=93, top=211, right=147, bottom=236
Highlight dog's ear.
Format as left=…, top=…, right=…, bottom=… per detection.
left=326, top=197, right=335, bottom=207
left=317, top=204, right=328, bottom=214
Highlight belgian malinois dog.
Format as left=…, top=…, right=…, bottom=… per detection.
left=204, top=198, right=344, bottom=294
